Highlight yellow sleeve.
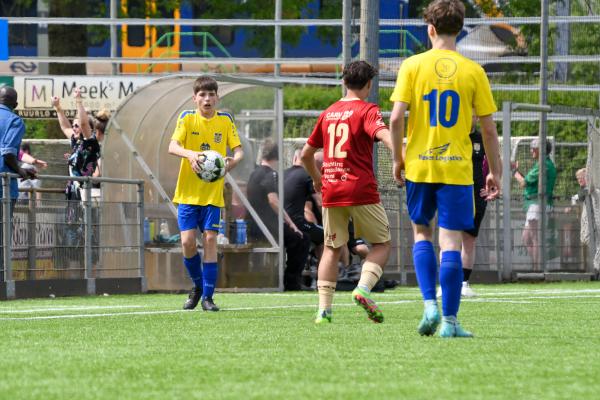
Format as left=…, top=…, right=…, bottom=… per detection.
left=227, top=117, right=242, bottom=150
left=389, top=59, right=413, bottom=103
left=171, top=111, right=190, bottom=144
left=473, top=67, right=497, bottom=116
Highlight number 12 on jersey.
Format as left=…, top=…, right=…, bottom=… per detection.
left=423, top=89, right=460, bottom=128
left=327, top=122, right=349, bottom=158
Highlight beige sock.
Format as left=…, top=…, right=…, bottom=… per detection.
left=317, top=280, right=337, bottom=311
left=357, top=261, right=383, bottom=291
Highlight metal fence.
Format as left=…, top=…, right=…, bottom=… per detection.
left=1, top=173, right=145, bottom=299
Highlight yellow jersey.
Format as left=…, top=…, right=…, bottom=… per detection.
left=390, top=49, right=497, bottom=185
left=171, top=110, right=241, bottom=207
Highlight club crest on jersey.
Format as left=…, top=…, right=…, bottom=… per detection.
left=214, top=132, right=222, bottom=143
left=201, top=143, right=211, bottom=151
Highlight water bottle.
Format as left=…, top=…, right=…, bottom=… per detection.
left=235, top=219, right=247, bottom=245
left=143, top=218, right=150, bottom=244
left=159, top=219, right=170, bottom=241
left=149, top=220, right=156, bottom=242
left=217, top=219, right=229, bottom=245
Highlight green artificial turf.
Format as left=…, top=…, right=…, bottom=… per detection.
left=1, top=282, right=600, bottom=400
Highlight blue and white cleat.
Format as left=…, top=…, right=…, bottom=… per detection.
left=439, top=320, right=474, bottom=338
left=417, top=303, right=441, bottom=336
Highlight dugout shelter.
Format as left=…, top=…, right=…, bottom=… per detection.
left=102, top=75, right=285, bottom=291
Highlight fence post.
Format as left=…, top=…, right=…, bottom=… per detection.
left=137, top=182, right=147, bottom=292
left=84, top=179, right=95, bottom=295
left=2, top=174, right=14, bottom=299
left=27, top=194, right=36, bottom=280
left=502, top=102, right=513, bottom=281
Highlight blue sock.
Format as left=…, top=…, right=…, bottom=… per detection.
left=183, top=253, right=203, bottom=288
left=413, top=241, right=438, bottom=301
left=202, top=262, right=218, bottom=299
left=440, top=251, right=463, bottom=318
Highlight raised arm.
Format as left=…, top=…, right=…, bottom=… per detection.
left=75, top=88, right=92, bottom=139
left=51, top=96, right=74, bottom=139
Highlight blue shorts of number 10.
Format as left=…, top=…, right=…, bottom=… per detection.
left=177, top=204, right=222, bottom=232
left=406, top=181, right=474, bottom=231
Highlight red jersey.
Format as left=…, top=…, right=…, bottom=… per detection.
left=307, top=99, right=387, bottom=207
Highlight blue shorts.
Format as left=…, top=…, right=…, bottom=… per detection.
left=406, top=180, right=474, bottom=231
left=177, top=204, right=222, bottom=232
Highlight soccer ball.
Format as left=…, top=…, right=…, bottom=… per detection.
left=196, top=150, right=226, bottom=182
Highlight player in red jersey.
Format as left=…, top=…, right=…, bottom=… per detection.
left=301, top=61, right=393, bottom=324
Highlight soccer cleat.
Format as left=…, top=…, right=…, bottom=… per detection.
left=183, top=286, right=202, bottom=310
left=417, top=303, right=441, bottom=336
left=201, top=297, right=220, bottom=312
left=352, top=287, right=384, bottom=323
left=461, top=281, right=477, bottom=298
left=439, top=320, right=474, bottom=338
left=314, top=310, right=332, bottom=324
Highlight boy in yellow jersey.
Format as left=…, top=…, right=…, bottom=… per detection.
left=168, top=76, right=243, bottom=312
left=389, top=0, right=502, bottom=337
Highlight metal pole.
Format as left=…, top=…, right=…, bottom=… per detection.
left=274, top=0, right=282, bottom=77
left=83, top=179, right=95, bottom=294
left=27, top=195, right=36, bottom=280
left=539, top=0, right=550, bottom=273
left=2, top=175, right=14, bottom=298
left=37, top=0, right=49, bottom=75
left=110, top=0, right=118, bottom=75
left=502, top=102, right=513, bottom=281
left=360, top=0, right=379, bottom=104
left=342, top=0, right=353, bottom=96
left=276, top=87, right=285, bottom=291
left=137, top=182, right=147, bottom=292
left=495, top=199, right=501, bottom=281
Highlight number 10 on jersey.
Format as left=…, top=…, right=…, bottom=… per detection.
left=423, top=89, right=460, bottom=128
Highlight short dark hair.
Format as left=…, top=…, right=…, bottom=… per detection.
left=21, top=143, right=31, bottom=153
left=261, top=139, right=278, bottom=161
left=342, top=61, right=378, bottom=90
left=193, top=76, right=218, bottom=94
left=423, top=0, right=465, bottom=36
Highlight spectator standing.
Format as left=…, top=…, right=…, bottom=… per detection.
left=512, top=138, right=557, bottom=267
left=52, top=89, right=101, bottom=200
left=0, top=86, right=35, bottom=278
left=248, top=140, right=310, bottom=291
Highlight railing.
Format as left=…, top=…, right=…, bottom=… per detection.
left=1, top=173, right=145, bottom=299
left=139, top=31, right=233, bottom=73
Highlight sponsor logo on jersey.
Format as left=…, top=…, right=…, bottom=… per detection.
left=419, top=143, right=463, bottom=162
left=325, top=110, right=354, bottom=121
left=201, top=143, right=211, bottom=151
left=191, top=131, right=199, bottom=135
left=214, top=132, right=222, bottom=143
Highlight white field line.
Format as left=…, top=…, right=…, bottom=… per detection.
left=0, top=305, right=148, bottom=314
left=235, top=288, right=600, bottom=298
left=2, top=289, right=600, bottom=321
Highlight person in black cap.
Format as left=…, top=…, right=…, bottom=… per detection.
left=0, top=85, right=35, bottom=277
